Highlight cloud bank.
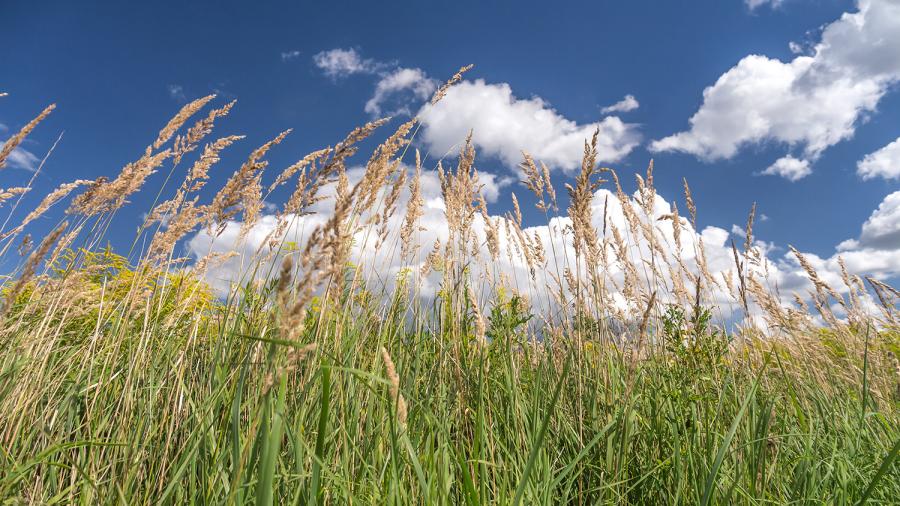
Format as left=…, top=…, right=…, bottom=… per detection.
left=312, top=49, right=641, bottom=171
left=417, top=80, right=640, bottom=171
left=651, top=0, right=900, bottom=179
left=185, top=156, right=898, bottom=331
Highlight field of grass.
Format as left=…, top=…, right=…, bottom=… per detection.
left=0, top=79, right=898, bottom=504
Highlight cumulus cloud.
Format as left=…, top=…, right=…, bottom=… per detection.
left=417, top=80, right=641, bottom=171
left=600, top=94, right=639, bottom=114
left=760, top=155, right=811, bottom=181
left=857, top=137, right=900, bottom=180
left=364, top=68, right=437, bottom=116
left=188, top=149, right=900, bottom=341
left=838, top=191, right=900, bottom=253
left=773, top=191, right=900, bottom=299
left=188, top=171, right=739, bottom=316
left=189, top=165, right=508, bottom=294
left=313, top=50, right=641, bottom=167
left=741, top=192, right=900, bottom=318
left=280, top=49, right=301, bottom=62
left=184, top=152, right=899, bottom=334
left=312, top=48, right=379, bottom=78
left=651, top=0, right=900, bottom=172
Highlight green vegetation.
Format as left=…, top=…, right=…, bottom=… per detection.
left=1, top=272, right=897, bottom=504
left=0, top=84, right=897, bottom=504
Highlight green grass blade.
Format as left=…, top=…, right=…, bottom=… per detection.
left=856, top=436, right=900, bottom=505
left=701, top=354, right=769, bottom=506
left=309, top=362, right=331, bottom=506
left=512, top=355, right=571, bottom=506
left=256, top=378, right=286, bottom=506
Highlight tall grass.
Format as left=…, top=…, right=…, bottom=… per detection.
left=0, top=82, right=897, bottom=504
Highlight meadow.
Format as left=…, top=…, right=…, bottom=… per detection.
left=0, top=71, right=898, bottom=504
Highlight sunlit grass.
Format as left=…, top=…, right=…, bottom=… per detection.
left=0, top=86, right=897, bottom=504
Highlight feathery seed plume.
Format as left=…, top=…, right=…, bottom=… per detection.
left=400, top=150, right=425, bottom=259
left=430, top=64, right=474, bottom=105
left=0, top=104, right=55, bottom=170
left=153, top=95, right=215, bottom=149
left=467, top=285, right=487, bottom=342
left=380, top=346, right=408, bottom=426
left=1, top=221, right=67, bottom=317
left=0, top=187, right=29, bottom=205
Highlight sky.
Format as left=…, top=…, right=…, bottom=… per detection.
left=1, top=0, right=899, bottom=299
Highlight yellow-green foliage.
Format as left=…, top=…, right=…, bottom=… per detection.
left=3, top=248, right=217, bottom=341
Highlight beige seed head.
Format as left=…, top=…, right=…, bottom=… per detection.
left=70, top=148, right=172, bottom=215
left=185, top=135, right=245, bottom=192
left=400, top=151, right=425, bottom=259
left=153, top=95, right=216, bottom=149
left=511, top=192, right=522, bottom=227
left=380, top=346, right=408, bottom=426
left=541, top=161, right=557, bottom=210
left=1, top=180, right=93, bottom=240
left=1, top=221, right=67, bottom=317
left=430, top=64, right=474, bottom=105
left=467, top=285, right=487, bottom=342
left=744, top=202, right=756, bottom=254
left=683, top=177, right=697, bottom=227
left=0, top=104, right=55, bottom=171
left=0, top=187, right=30, bottom=205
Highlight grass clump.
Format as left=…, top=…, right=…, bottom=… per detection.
left=0, top=79, right=898, bottom=504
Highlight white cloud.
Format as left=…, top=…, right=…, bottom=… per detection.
left=280, top=50, right=301, bottom=62
left=857, top=136, right=900, bottom=180
left=188, top=165, right=510, bottom=295
left=693, top=189, right=900, bottom=311
left=189, top=174, right=733, bottom=312
left=364, top=68, right=438, bottom=116
left=312, top=51, right=641, bottom=167
left=313, top=48, right=435, bottom=118
left=167, top=84, right=186, bottom=102
left=185, top=157, right=898, bottom=332
left=746, top=0, right=784, bottom=10
left=417, top=79, right=640, bottom=171
left=760, top=155, right=811, bottom=181
left=312, top=48, right=379, bottom=78
left=651, top=0, right=900, bottom=172
left=600, top=94, right=639, bottom=114
left=4, top=147, right=40, bottom=171
left=780, top=191, right=900, bottom=293
left=860, top=192, right=900, bottom=250
left=839, top=190, right=900, bottom=252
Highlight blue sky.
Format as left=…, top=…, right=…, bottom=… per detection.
left=2, top=0, right=899, bottom=288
